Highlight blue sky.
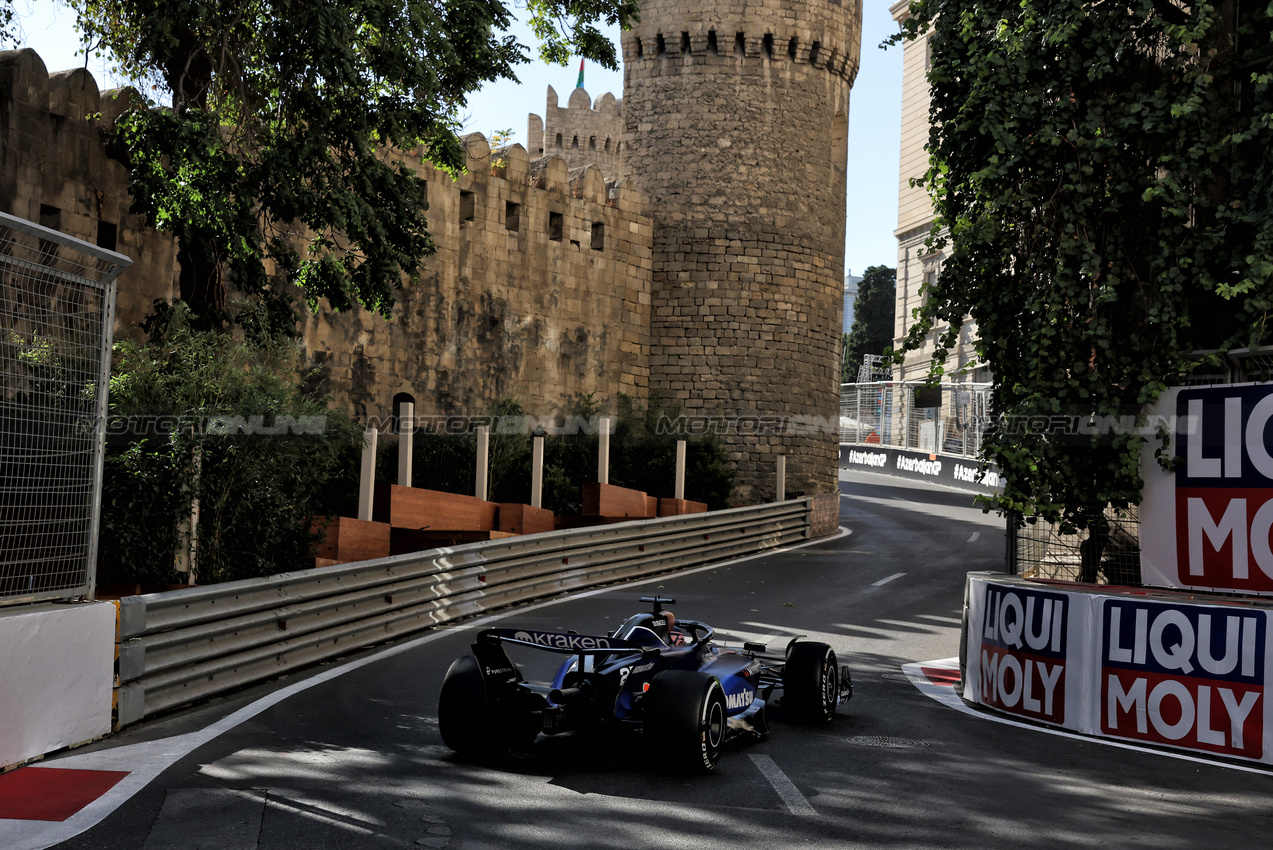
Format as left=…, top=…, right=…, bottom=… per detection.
left=11, top=1, right=903, bottom=277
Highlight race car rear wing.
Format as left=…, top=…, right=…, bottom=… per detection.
left=471, top=628, right=653, bottom=690
left=476, top=628, right=649, bottom=655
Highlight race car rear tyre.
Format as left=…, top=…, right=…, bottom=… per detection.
left=783, top=641, right=839, bottom=724
left=643, top=671, right=727, bottom=773
left=438, top=655, right=511, bottom=757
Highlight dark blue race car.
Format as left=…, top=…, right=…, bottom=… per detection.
left=438, top=596, right=853, bottom=771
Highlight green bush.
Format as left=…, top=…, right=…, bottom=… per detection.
left=97, top=304, right=363, bottom=586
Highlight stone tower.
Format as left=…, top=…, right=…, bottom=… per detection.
left=621, top=0, right=862, bottom=501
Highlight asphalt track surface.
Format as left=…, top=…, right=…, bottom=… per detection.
left=22, top=471, right=1273, bottom=848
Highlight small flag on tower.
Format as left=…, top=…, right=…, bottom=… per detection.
left=576, top=58, right=585, bottom=89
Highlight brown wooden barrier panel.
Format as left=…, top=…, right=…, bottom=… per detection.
left=310, top=516, right=392, bottom=564
left=657, top=498, right=708, bottom=517
left=373, top=485, right=498, bottom=531
left=499, top=504, right=555, bottom=535
left=582, top=483, right=654, bottom=518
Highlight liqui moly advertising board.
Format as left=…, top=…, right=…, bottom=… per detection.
left=1142, top=384, right=1273, bottom=594
left=967, top=580, right=1075, bottom=726
left=1099, top=599, right=1269, bottom=762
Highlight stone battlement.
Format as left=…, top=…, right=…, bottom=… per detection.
left=527, top=86, right=624, bottom=177
left=623, top=28, right=859, bottom=81
left=0, top=48, right=654, bottom=422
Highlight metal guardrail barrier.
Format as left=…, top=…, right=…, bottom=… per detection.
left=114, top=498, right=816, bottom=727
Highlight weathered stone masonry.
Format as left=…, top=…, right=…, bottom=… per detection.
left=0, top=49, right=653, bottom=424
left=621, top=0, right=862, bottom=500
left=0, top=0, right=863, bottom=502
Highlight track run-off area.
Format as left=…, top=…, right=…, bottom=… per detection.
left=4, top=470, right=1270, bottom=849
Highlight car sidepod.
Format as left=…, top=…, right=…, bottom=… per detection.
left=702, top=653, right=769, bottom=739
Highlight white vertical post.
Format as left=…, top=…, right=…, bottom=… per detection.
left=674, top=439, right=686, bottom=500
left=776, top=454, right=786, bottom=503
left=531, top=435, right=544, bottom=508
left=598, top=416, right=610, bottom=485
left=398, top=402, right=414, bottom=487
left=856, top=388, right=862, bottom=444
left=358, top=426, right=378, bottom=521
left=476, top=425, right=489, bottom=501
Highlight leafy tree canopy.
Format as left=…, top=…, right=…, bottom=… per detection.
left=894, top=1, right=1273, bottom=531
left=843, top=264, right=896, bottom=382
left=69, top=0, right=638, bottom=324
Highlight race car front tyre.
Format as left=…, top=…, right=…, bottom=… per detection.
left=438, top=655, right=511, bottom=757
left=643, top=671, right=727, bottom=773
left=783, top=641, right=839, bottom=723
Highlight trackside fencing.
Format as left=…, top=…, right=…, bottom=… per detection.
left=0, top=211, right=130, bottom=604
left=839, top=381, right=992, bottom=458
left=115, top=498, right=819, bottom=727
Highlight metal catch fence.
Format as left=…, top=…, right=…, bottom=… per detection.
left=0, top=211, right=130, bottom=604
left=838, top=380, right=993, bottom=458
left=1012, top=507, right=1142, bottom=586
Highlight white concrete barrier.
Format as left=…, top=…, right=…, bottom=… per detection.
left=0, top=602, right=116, bottom=769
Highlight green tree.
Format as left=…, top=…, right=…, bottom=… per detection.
left=70, top=0, right=638, bottom=325
left=895, top=1, right=1273, bottom=535
left=842, top=264, right=896, bottom=381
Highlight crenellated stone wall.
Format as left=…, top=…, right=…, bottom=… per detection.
left=527, top=86, right=625, bottom=177
left=0, top=0, right=866, bottom=503
left=0, top=49, right=653, bottom=423
left=305, top=137, right=653, bottom=421
left=0, top=50, right=179, bottom=330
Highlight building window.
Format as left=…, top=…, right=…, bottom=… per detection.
left=38, top=204, right=60, bottom=231
left=589, top=136, right=596, bottom=151
left=591, top=222, right=605, bottom=251
left=572, top=135, right=579, bottom=149
left=459, top=191, right=475, bottom=222
left=555, top=133, right=563, bottom=148
left=549, top=211, right=563, bottom=241
left=96, top=220, right=117, bottom=252
left=505, top=202, right=521, bottom=232
left=707, top=31, right=718, bottom=54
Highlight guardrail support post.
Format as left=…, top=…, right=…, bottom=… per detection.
left=675, top=440, right=686, bottom=500
left=398, top=402, right=413, bottom=487
left=776, top=455, right=786, bottom=502
left=476, top=425, right=489, bottom=501
left=531, top=435, right=544, bottom=508
left=358, top=427, right=378, bottom=521
left=598, top=416, right=610, bottom=485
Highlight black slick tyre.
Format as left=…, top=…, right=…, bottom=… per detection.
left=783, top=641, right=839, bottom=723
left=438, top=655, right=510, bottom=757
left=643, top=670, right=727, bottom=773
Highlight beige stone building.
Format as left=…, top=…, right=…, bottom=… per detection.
left=889, top=0, right=984, bottom=384
left=0, top=0, right=864, bottom=501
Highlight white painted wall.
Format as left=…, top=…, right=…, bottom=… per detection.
left=0, top=602, right=116, bottom=769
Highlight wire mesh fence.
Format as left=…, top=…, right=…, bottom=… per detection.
left=0, top=211, right=130, bottom=604
left=838, top=380, right=993, bottom=459
left=1012, top=506, right=1142, bottom=586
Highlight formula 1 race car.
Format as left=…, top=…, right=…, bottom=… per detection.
left=438, top=597, right=853, bottom=772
